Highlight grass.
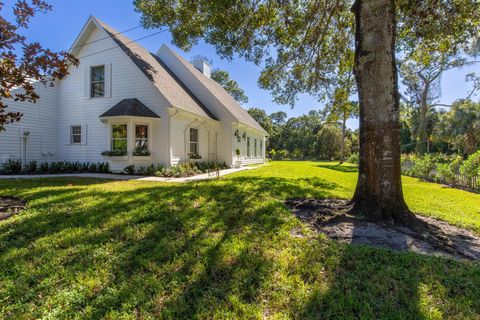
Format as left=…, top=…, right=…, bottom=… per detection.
left=0, top=161, right=479, bottom=319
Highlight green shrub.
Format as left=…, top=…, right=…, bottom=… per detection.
left=346, top=152, right=359, bottom=165
left=3, top=159, right=22, bottom=174
left=40, top=162, right=49, bottom=173
left=460, top=150, right=480, bottom=189
left=124, top=165, right=135, bottom=175
left=25, top=161, right=37, bottom=173
left=410, top=154, right=435, bottom=180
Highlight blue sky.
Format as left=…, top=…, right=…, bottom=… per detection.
left=4, top=0, right=479, bottom=129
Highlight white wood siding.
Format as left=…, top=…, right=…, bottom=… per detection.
left=57, top=25, right=171, bottom=166
left=0, top=83, right=59, bottom=165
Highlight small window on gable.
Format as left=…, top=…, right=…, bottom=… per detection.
left=90, top=65, right=105, bottom=98
left=70, top=125, right=82, bottom=144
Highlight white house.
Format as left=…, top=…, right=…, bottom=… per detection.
left=0, top=16, right=267, bottom=172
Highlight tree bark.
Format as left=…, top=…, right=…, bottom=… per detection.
left=350, top=0, right=417, bottom=226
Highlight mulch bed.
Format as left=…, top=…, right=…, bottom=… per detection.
left=0, top=197, right=26, bottom=221
left=286, top=198, right=480, bottom=260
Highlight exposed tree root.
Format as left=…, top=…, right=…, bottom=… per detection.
left=286, top=198, right=480, bottom=260
left=0, top=197, right=25, bottom=221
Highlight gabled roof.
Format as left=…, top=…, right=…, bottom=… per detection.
left=158, top=45, right=267, bottom=134
left=73, top=16, right=217, bottom=121
left=100, top=98, right=160, bottom=118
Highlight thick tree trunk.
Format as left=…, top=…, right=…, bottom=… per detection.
left=350, top=0, right=417, bottom=226
left=340, top=116, right=346, bottom=163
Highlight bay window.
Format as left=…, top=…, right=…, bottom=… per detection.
left=111, top=124, right=127, bottom=152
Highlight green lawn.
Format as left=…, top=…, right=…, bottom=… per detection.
left=1, top=161, right=479, bottom=319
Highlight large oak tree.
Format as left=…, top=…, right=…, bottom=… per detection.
left=135, top=0, right=480, bottom=227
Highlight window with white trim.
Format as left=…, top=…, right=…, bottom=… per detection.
left=190, top=128, right=199, bottom=155
left=70, top=125, right=81, bottom=144
left=111, top=124, right=127, bottom=152
left=90, top=65, right=105, bottom=98
left=135, top=124, right=149, bottom=150
left=247, top=137, right=251, bottom=157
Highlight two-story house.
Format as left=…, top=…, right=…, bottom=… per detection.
left=0, top=16, right=267, bottom=172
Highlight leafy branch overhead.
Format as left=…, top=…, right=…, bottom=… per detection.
left=0, top=0, right=79, bottom=129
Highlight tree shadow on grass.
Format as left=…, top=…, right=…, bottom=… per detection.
left=1, top=177, right=479, bottom=318
left=316, top=163, right=359, bottom=173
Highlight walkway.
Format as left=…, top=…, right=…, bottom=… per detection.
left=0, top=165, right=262, bottom=182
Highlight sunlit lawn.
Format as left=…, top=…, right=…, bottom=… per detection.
left=1, top=161, right=479, bottom=319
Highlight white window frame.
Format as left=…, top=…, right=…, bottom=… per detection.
left=189, top=128, right=199, bottom=155
left=90, top=65, right=105, bottom=98
left=134, top=123, right=149, bottom=151
left=70, top=125, right=82, bottom=144
left=111, top=123, right=128, bottom=152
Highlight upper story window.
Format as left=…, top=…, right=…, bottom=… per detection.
left=135, top=124, right=149, bottom=151
left=190, top=128, right=199, bottom=155
left=90, top=65, right=105, bottom=98
left=70, top=125, right=82, bottom=144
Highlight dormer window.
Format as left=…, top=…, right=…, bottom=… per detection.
left=90, top=65, right=105, bottom=98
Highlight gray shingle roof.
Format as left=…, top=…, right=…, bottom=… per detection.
left=100, top=98, right=160, bottom=118
left=160, top=45, right=267, bottom=134
left=95, top=18, right=217, bottom=121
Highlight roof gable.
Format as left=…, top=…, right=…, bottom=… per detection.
left=71, top=17, right=217, bottom=121
left=157, top=45, right=267, bottom=134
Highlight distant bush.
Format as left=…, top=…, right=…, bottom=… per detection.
left=346, top=152, right=359, bottom=165
left=3, top=159, right=22, bottom=174
left=25, top=161, right=37, bottom=173
left=409, top=154, right=435, bottom=181
left=460, top=151, right=480, bottom=189
left=124, top=165, right=136, bottom=175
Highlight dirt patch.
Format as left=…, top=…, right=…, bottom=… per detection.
left=286, top=198, right=480, bottom=260
left=0, top=197, right=26, bottom=221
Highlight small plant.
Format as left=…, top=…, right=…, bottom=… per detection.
left=88, top=163, right=98, bottom=173
left=347, top=152, right=359, bottom=165
left=124, top=165, right=135, bottom=175
left=40, top=162, right=49, bottom=173
left=3, top=159, right=22, bottom=174
left=188, top=153, right=202, bottom=159
left=25, top=160, right=37, bottom=173
left=410, top=154, right=435, bottom=181
left=102, top=150, right=128, bottom=157
left=132, top=148, right=151, bottom=156
left=235, top=148, right=241, bottom=161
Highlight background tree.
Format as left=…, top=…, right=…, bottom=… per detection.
left=0, top=0, right=78, bottom=130
left=135, top=0, right=480, bottom=227
left=191, top=54, right=248, bottom=104
left=211, top=69, right=249, bottom=104
left=436, top=100, right=480, bottom=155
left=399, top=52, right=479, bottom=154
left=247, top=107, right=273, bottom=135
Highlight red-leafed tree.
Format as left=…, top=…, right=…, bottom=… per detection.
left=0, top=0, right=78, bottom=130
